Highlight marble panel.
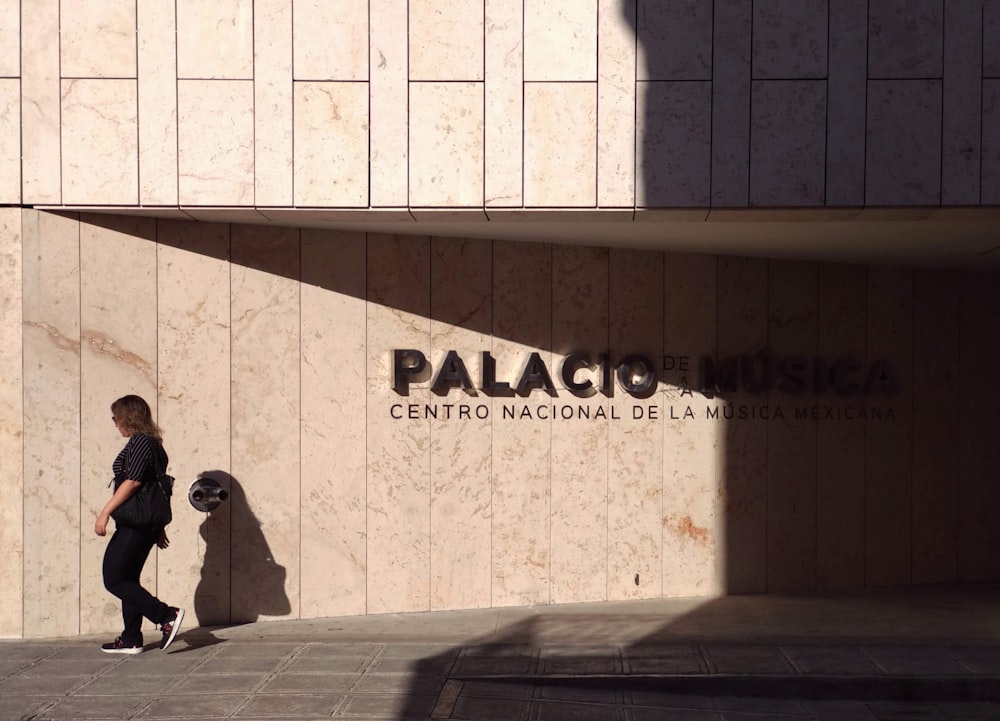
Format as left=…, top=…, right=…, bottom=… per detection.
left=524, top=83, right=597, bottom=207
left=155, top=219, right=231, bottom=626
left=941, top=0, right=982, bottom=205
left=61, top=79, right=139, bottom=205
left=370, top=0, right=408, bottom=207
left=716, top=256, right=768, bottom=594
left=301, top=230, right=367, bottom=618
left=911, top=271, right=959, bottom=584
left=636, top=0, right=712, bottom=81
left=0, top=0, right=17, bottom=75
left=983, top=81, right=1000, bottom=205
left=21, top=0, right=61, bottom=203
left=137, top=0, right=178, bottom=205
left=177, top=0, right=253, bottom=79
left=484, top=0, right=523, bottom=206
left=751, top=0, right=826, bottom=79
left=0, top=79, right=18, bottom=202
left=294, top=82, right=369, bottom=207
left=254, top=0, right=293, bottom=206
left=865, top=268, right=913, bottom=587
left=765, top=261, right=817, bottom=592
left=826, top=0, right=868, bottom=207
left=816, top=263, right=866, bottom=590
left=711, top=0, right=752, bottom=207
left=866, top=80, right=942, bottom=206
left=598, top=0, right=636, bottom=207
left=177, top=80, right=255, bottom=205
left=410, top=83, right=484, bottom=207
left=293, top=0, right=368, bottom=80
left=0, top=208, right=22, bottom=637
left=750, top=80, right=825, bottom=207
left=661, top=253, right=721, bottom=597
left=608, top=249, right=662, bottom=600
left=637, top=82, right=711, bottom=207
left=22, top=210, right=81, bottom=638
left=410, top=0, right=484, bottom=81
left=986, top=3, right=1000, bottom=77
left=60, top=0, right=135, bottom=78
left=958, top=276, right=1000, bottom=580
left=230, top=224, right=300, bottom=622
left=550, top=245, right=608, bottom=604
left=524, top=0, right=596, bottom=81
left=366, top=234, right=432, bottom=613
left=429, top=237, right=492, bottom=610
left=79, top=216, right=158, bottom=636
left=868, top=0, right=943, bottom=79
left=491, top=240, right=552, bottom=606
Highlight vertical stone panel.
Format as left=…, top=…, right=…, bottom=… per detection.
left=370, top=0, right=408, bottom=206
left=717, top=256, right=767, bottom=593
left=983, top=81, right=1000, bottom=205
left=550, top=245, right=608, bottom=603
left=866, top=80, right=942, bottom=206
left=986, top=3, right=1000, bottom=77
left=367, top=234, right=431, bottom=613
left=176, top=0, right=253, bottom=79
left=816, top=264, right=866, bottom=589
left=485, top=0, right=523, bottom=206
left=410, top=83, right=484, bottom=206
left=22, top=210, right=80, bottom=637
left=958, top=275, right=1000, bottom=580
left=524, top=83, right=597, bottom=207
left=301, top=230, right=367, bottom=617
left=294, top=82, right=369, bottom=207
left=177, top=80, right=255, bottom=205
left=637, top=82, right=712, bottom=207
left=765, top=261, right=818, bottom=592
left=60, top=0, right=135, bottom=78
left=0, top=0, right=18, bottom=75
left=750, top=81, right=826, bottom=207
left=156, top=220, right=231, bottom=626
left=491, top=240, right=551, bottom=606
left=410, top=0, right=484, bottom=81
left=0, top=79, right=19, bottom=202
left=524, top=0, right=596, bottom=81
left=21, top=0, right=61, bottom=203
left=826, top=0, right=867, bottom=207
left=293, top=0, right=368, bottom=80
left=608, top=249, right=662, bottom=600
left=711, top=0, right=752, bottom=207
left=254, top=0, right=293, bottom=206
left=0, top=208, right=23, bottom=637
left=941, top=0, right=982, bottom=205
left=598, top=0, right=636, bottom=207
left=751, top=0, right=826, bottom=79
left=61, top=79, right=139, bottom=204
left=865, top=268, right=913, bottom=587
left=230, top=225, right=300, bottom=622
left=911, top=270, right=959, bottom=584
left=867, top=0, right=943, bottom=79
left=138, top=0, right=179, bottom=205
left=79, top=216, right=158, bottom=636
left=429, top=237, right=492, bottom=610
left=662, top=253, right=721, bottom=596
left=637, top=0, right=712, bottom=80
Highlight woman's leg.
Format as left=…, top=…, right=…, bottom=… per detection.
left=102, top=525, right=170, bottom=645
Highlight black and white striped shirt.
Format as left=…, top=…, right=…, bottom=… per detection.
left=112, top=433, right=168, bottom=487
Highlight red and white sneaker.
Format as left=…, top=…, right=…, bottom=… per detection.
left=160, top=607, right=184, bottom=651
left=101, top=637, right=143, bottom=655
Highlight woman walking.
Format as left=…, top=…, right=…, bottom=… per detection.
left=95, top=394, right=184, bottom=654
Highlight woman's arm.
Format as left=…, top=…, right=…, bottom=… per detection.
left=94, top=479, right=141, bottom=536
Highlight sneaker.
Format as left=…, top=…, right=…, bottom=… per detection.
left=101, top=637, right=143, bottom=655
left=160, top=607, right=184, bottom=651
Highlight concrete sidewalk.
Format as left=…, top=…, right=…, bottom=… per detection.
left=3, top=583, right=1000, bottom=720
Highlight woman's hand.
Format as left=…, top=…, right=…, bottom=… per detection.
left=95, top=512, right=110, bottom=537
left=157, top=529, right=170, bottom=549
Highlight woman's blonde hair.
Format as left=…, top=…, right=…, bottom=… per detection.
left=111, top=395, right=163, bottom=443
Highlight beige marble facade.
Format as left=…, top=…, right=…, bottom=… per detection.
left=4, top=209, right=1000, bottom=640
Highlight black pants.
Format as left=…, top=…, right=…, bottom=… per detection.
left=102, top=525, right=171, bottom=645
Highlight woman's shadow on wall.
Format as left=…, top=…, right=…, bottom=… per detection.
left=181, top=471, right=291, bottom=649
